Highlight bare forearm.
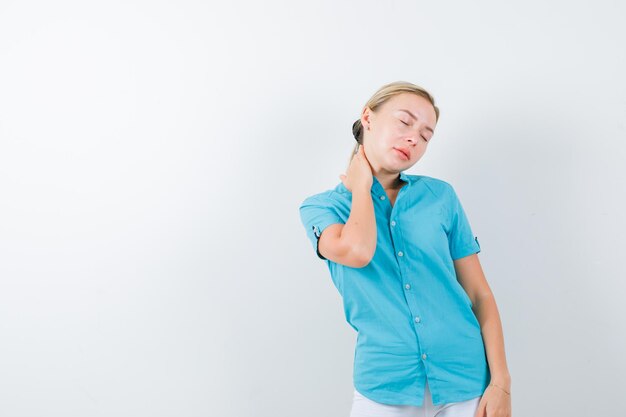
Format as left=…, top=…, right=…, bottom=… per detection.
left=340, top=187, right=376, bottom=263
left=474, top=292, right=511, bottom=390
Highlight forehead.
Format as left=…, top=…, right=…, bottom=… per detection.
left=382, top=93, right=436, bottom=122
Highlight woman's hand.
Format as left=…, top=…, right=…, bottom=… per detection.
left=339, top=144, right=373, bottom=193
left=474, top=384, right=511, bottom=417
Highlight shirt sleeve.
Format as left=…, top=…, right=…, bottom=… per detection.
left=446, top=184, right=481, bottom=260
left=299, top=193, right=344, bottom=260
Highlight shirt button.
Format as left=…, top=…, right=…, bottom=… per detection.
left=398, top=251, right=403, bottom=257
left=405, top=283, right=411, bottom=290
left=391, top=220, right=396, bottom=226
left=422, top=353, right=427, bottom=360
left=414, top=316, right=421, bottom=323
left=380, top=195, right=386, bottom=200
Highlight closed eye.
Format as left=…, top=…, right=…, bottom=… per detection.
left=400, top=118, right=429, bottom=142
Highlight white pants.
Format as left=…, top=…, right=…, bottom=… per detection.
left=350, top=380, right=481, bottom=417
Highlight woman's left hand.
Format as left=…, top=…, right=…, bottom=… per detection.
left=474, top=384, right=511, bottom=417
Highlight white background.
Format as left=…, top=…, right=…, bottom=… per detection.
left=1, top=1, right=624, bottom=416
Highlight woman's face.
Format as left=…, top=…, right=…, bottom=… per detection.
left=361, top=92, right=437, bottom=173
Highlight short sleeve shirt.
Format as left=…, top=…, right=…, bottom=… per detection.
left=298, top=172, right=490, bottom=406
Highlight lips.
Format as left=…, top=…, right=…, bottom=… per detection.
left=394, top=147, right=410, bottom=160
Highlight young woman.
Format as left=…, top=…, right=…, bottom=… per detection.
left=299, top=81, right=511, bottom=417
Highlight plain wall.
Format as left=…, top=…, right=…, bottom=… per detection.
left=0, top=1, right=624, bottom=416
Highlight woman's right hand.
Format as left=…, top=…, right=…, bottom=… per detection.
left=340, top=144, right=373, bottom=193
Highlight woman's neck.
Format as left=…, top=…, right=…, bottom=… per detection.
left=377, top=175, right=403, bottom=190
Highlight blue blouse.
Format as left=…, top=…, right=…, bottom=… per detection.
left=298, top=172, right=489, bottom=406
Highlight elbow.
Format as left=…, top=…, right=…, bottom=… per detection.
left=349, top=245, right=375, bottom=268
left=472, top=290, right=494, bottom=310
left=338, top=229, right=377, bottom=268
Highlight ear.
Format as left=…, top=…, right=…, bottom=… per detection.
left=361, top=106, right=372, bottom=127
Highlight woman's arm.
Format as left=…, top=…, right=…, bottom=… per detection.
left=318, top=185, right=377, bottom=267
left=453, top=254, right=511, bottom=391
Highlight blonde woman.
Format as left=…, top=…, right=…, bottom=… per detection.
left=299, top=81, right=511, bottom=417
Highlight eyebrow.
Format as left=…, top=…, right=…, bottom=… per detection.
left=397, top=109, right=434, bottom=133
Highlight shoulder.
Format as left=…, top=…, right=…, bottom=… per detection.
left=301, top=178, right=358, bottom=206
left=300, top=188, right=342, bottom=209
left=410, top=174, right=455, bottom=197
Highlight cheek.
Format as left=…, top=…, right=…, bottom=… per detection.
left=390, top=125, right=405, bottom=136
left=379, top=132, right=398, bottom=146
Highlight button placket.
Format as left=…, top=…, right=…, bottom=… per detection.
left=384, top=179, right=427, bottom=368
left=392, top=212, right=427, bottom=363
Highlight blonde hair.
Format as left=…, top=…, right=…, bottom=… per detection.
left=349, top=81, right=440, bottom=168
